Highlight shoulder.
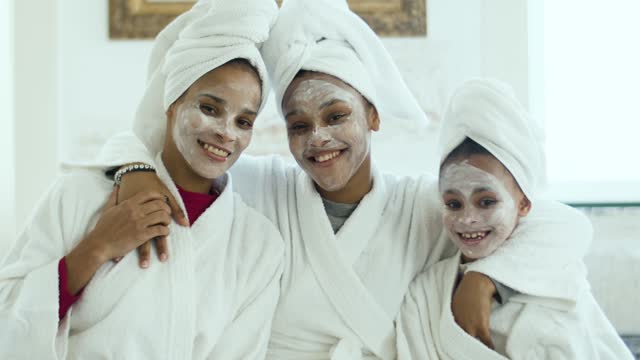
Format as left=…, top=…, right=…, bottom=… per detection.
left=38, top=169, right=112, bottom=211
left=525, top=199, right=592, bottom=231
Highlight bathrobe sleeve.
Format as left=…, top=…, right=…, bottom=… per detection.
left=464, top=200, right=592, bottom=305
left=0, top=175, right=92, bottom=359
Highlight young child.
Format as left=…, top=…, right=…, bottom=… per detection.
left=396, top=79, right=633, bottom=359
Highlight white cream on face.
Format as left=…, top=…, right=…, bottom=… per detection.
left=285, top=79, right=371, bottom=191
left=171, top=96, right=252, bottom=179
left=439, top=161, right=519, bottom=260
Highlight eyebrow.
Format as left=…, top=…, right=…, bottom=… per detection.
left=285, top=109, right=303, bottom=120
left=199, top=93, right=226, bottom=105
left=473, top=186, right=495, bottom=194
left=319, top=98, right=347, bottom=110
left=200, top=93, right=257, bottom=117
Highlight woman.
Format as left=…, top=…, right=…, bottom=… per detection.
left=94, top=0, right=591, bottom=358
left=0, top=0, right=283, bottom=358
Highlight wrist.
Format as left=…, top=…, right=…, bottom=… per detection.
left=73, top=233, right=110, bottom=266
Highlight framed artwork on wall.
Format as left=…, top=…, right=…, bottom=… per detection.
left=109, top=0, right=426, bottom=39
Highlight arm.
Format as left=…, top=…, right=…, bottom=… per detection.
left=0, top=178, right=170, bottom=359
left=464, top=200, right=592, bottom=303
left=450, top=201, right=591, bottom=348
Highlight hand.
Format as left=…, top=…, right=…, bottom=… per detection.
left=451, top=271, right=496, bottom=349
left=66, top=189, right=170, bottom=293
left=117, top=166, right=189, bottom=268
left=88, top=189, right=171, bottom=261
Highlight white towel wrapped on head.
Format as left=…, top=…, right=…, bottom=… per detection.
left=438, top=78, right=545, bottom=200
left=262, top=0, right=427, bottom=128
left=135, top=0, right=277, bottom=155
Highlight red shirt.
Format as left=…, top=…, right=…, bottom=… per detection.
left=58, top=185, right=218, bottom=320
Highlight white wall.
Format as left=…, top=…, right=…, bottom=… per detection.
left=13, top=0, right=60, bottom=235
left=13, top=0, right=531, bottom=228
left=1, top=0, right=15, bottom=253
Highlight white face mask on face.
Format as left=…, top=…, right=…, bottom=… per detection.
left=284, top=78, right=371, bottom=192
left=170, top=63, right=260, bottom=180
left=439, top=161, right=520, bottom=260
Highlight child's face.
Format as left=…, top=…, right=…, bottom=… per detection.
left=439, top=154, right=530, bottom=261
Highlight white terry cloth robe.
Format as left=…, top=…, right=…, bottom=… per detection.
left=397, top=254, right=635, bottom=360
left=87, top=5, right=592, bottom=360
left=396, top=79, right=632, bottom=359
left=0, top=153, right=284, bottom=359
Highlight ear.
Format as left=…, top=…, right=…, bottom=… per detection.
left=517, top=196, right=532, bottom=217
left=367, top=104, right=380, bottom=132
left=166, top=100, right=180, bottom=123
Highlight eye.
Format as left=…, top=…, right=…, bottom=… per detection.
left=288, top=122, right=309, bottom=133
left=236, top=118, right=254, bottom=130
left=479, top=198, right=498, bottom=208
left=445, top=200, right=462, bottom=210
left=200, top=104, right=218, bottom=116
left=328, top=113, right=347, bottom=123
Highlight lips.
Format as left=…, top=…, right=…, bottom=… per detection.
left=457, top=230, right=491, bottom=245
left=197, top=139, right=231, bottom=160
left=306, top=148, right=346, bottom=167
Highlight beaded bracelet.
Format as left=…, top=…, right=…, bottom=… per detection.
left=114, top=163, right=156, bottom=186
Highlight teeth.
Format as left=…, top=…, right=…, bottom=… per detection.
left=315, top=151, right=340, bottom=163
left=201, top=142, right=229, bottom=157
left=461, top=232, right=487, bottom=240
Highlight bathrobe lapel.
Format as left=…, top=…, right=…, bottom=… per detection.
left=295, top=168, right=396, bottom=360
left=154, top=154, right=198, bottom=359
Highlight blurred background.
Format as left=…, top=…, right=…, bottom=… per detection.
left=1, top=0, right=639, bottom=355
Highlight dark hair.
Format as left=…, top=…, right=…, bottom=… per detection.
left=225, top=58, right=262, bottom=87
left=441, top=137, right=492, bottom=168
left=290, top=70, right=374, bottom=109
left=441, top=137, right=525, bottom=196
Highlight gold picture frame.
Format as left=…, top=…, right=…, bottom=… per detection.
left=109, top=0, right=427, bottom=39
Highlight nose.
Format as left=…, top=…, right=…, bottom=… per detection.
left=213, top=121, right=236, bottom=143
left=460, top=208, right=479, bottom=225
left=309, top=127, right=331, bottom=148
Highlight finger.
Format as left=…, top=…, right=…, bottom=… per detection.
left=103, top=188, right=118, bottom=211
left=142, top=211, right=172, bottom=228
left=144, top=224, right=170, bottom=241
left=139, top=199, right=172, bottom=216
left=165, top=192, right=189, bottom=227
left=478, top=330, right=495, bottom=349
left=112, top=256, right=124, bottom=263
left=137, top=241, right=152, bottom=269
left=154, top=236, right=169, bottom=262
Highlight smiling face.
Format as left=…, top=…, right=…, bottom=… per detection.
left=166, top=60, right=261, bottom=180
left=439, top=154, right=531, bottom=261
left=282, top=72, right=379, bottom=192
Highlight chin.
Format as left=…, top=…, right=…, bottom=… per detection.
left=312, top=175, right=351, bottom=193
left=193, top=166, right=227, bottom=180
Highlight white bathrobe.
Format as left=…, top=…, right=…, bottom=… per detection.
left=90, top=133, right=593, bottom=360
left=0, top=153, right=284, bottom=359
left=396, top=253, right=635, bottom=360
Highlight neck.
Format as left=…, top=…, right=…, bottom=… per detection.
left=162, top=144, right=214, bottom=195
left=316, top=155, right=373, bottom=204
